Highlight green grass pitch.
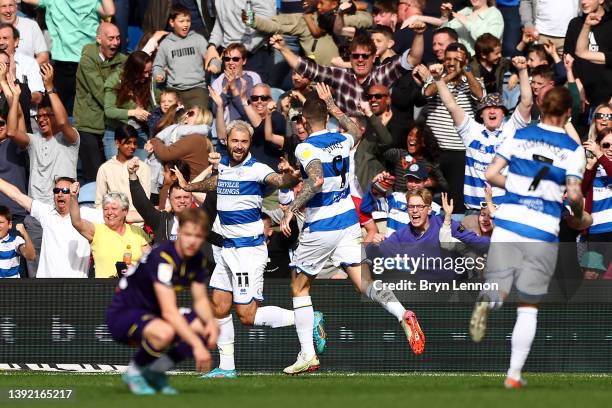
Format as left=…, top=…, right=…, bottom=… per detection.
left=1, top=372, right=611, bottom=408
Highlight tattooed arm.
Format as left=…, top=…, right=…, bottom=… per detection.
left=315, top=82, right=362, bottom=144
left=265, top=173, right=300, bottom=189
left=280, top=160, right=324, bottom=236
left=172, top=166, right=219, bottom=192
left=183, top=175, right=219, bottom=192
left=265, top=158, right=301, bottom=189
left=566, top=175, right=584, bottom=220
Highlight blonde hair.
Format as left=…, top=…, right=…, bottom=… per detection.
left=406, top=188, right=432, bottom=206
left=180, top=105, right=213, bottom=126
left=588, top=103, right=612, bottom=142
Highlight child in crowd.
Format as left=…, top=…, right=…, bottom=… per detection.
left=147, top=90, right=182, bottom=137
left=152, top=5, right=209, bottom=109
left=0, top=206, right=35, bottom=278
left=371, top=24, right=396, bottom=64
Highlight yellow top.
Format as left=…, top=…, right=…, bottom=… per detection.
left=91, top=224, right=150, bottom=278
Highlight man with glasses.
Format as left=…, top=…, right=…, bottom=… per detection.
left=0, top=176, right=95, bottom=278
left=270, top=21, right=425, bottom=116
left=210, top=43, right=261, bottom=123
left=366, top=188, right=489, bottom=287
left=5, top=62, right=79, bottom=277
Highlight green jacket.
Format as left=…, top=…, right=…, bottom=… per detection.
left=103, top=70, right=158, bottom=130
left=354, top=114, right=394, bottom=192
left=73, top=43, right=127, bottom=134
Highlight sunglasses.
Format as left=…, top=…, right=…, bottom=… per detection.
left=367, top=93, right=388, bottom=100
left=0, top=120, right=5, bottom=126
left=595, top=112, right=612, bottom=121
left=33, top=113, right=55, bottom=121
left=53, top=187, right=70, bottom=194
left=222, top=56, right=242, bottom=62
left=251, top=95, right=271, bottom=102
left=350, top=53, right=371, bottom=60
left=479, top=201, right=499, bottom=209
left=185, top=110, right=196, bottom=118
left=602, top=142, right=611, bottom=149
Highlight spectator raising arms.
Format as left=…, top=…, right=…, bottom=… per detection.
left=69, top=183, right=150, bottom=278
left=22, top=0, right=116, bottom=115
left=270, top=21, right=426, bottom=116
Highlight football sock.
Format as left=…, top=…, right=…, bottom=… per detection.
left=149, top=355, right=175, bottom=373
left=254, top=306, right=295, bottom=328
left=126, top=360, right=142, bottom=376
left=366, top=282, right=406, bottom=321
left=133, top=339, right=164, bottom=367
left=507, top=307, right=538, bottom=381
left=217, top=315, right=235, bottom=371
left=293, top=296, right=315, bottom=358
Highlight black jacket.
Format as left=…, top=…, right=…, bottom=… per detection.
left=130, top=178, right=176, bottom=244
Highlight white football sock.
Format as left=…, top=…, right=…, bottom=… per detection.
left=254, top=306, right=295, bottom=328
left=366, top=282, right=406, bottom=321
left=293, top=296, right=315, bottom=358
left=217, top=315, right=235, bottom=371
left=149, top=355, right=174, bottom=373
left=507, top=307, right=538, bottom=381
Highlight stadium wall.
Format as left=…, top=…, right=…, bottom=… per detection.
left=0, top=280, right=611, bottom=373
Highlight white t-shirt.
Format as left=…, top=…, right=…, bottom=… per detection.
left=15, top=16, right=48, bottom=60
left=535, top=0, right=580, bottom=37
left=31, top=200, right=91, bottom=278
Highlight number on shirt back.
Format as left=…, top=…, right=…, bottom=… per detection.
left=332, top=155, right=347, bottom=188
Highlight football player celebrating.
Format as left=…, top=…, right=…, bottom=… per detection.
left=470, top=87, right=591, bottom=388
left=280, top=83, right=426, bottom=375
left=174, top=120, right=326, bottom=378
left=105, top=208, right=219, bottom=395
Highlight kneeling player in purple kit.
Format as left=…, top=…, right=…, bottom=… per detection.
left=106, top=208, right=219, bottom=395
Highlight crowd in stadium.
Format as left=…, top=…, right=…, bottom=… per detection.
left=0, top=0, right=610, bottom=282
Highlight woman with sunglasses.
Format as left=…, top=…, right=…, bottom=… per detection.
left=104, top=51, right=157, bottom=161
left=582, top=127, right=612, bottom=268
left=587, top=103, right=612, bottom=142
left=145, top=105, right=213, bottom=209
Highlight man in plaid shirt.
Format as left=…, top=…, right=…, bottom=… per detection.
left=269, top=23, right=426, bottom=116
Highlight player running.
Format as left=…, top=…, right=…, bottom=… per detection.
left=104, top=207, right=219, bottom=395
left=279, top=83, right=425, bottom=375
left=469, top=87, right=591, bottom=389
left=174, top=120, right=326, bottom=378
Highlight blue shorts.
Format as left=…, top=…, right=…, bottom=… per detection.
left=106, top=306, right=197, bottom=346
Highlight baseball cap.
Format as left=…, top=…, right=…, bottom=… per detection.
left=405, top=161, right=429, bottom=180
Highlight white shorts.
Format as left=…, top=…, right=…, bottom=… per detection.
left=209, top=244, right=267, bottom=304
left=485, top=227, right=558, bottom=302
left=290, top=223, right=364, bottom=276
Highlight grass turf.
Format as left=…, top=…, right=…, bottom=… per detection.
left=1, top=372, right=611, bottom=408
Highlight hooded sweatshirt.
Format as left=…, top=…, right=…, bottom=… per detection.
left=153, top=31, right=208, bottom=90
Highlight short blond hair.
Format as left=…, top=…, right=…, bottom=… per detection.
left=406, top=188, right=432, bottom=206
